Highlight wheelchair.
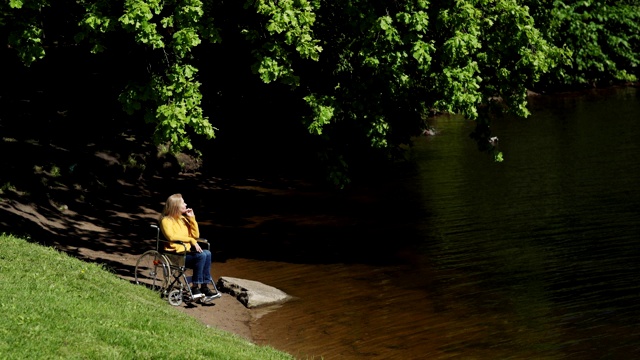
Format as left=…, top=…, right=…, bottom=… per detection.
left=134, top=224, right=221, bottom=306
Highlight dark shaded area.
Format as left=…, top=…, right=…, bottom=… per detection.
left=0, top=44, right=425, bottom=278
left=0, top=156, right=424, bottom=275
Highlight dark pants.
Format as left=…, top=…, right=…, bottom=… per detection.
left=185, top=249, right=212, bottom=285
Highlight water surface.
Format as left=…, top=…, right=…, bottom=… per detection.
left=217, top=87, right=640, bottom=359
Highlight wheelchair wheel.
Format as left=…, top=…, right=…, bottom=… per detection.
left=168, top=289, right=183, bottom=306
left=134, top=250, right=169, bottom=292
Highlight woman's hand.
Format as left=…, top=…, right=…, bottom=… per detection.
left=194, top=242, right=203, bottom=253
left=185, top=208, right=195, bottom=217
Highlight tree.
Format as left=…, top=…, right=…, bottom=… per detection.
left=527, top=0, right=640, bottom=89
left=300, top=0, right=561, bottom=184
left=3, top=0, right=636, bottom=187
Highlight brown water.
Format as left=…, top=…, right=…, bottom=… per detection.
left=215, top=87, right=640, bottom=359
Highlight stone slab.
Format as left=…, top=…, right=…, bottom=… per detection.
left=217, top=276, right=292, bottom=309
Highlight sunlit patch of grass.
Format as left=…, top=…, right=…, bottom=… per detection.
left=49, top=165, right=62, bottom=177
left=123, top=153, right=146, bottom=173
left=33, top=164, right=62, bottom=177
left=0, top=182, right=15, bottom=195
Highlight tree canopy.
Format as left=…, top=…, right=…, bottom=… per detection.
left=1, top=0, right=638, bottom=187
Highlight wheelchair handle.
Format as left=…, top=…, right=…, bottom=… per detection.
left=151, top=224, right=160, bottom=239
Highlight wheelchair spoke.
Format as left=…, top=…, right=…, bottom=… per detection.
left=134, top=251, right=169, bottom=292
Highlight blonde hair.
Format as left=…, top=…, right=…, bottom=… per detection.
left=159, top=193, right=183, bottom=222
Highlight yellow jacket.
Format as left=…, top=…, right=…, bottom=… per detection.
left=160, top=215, right=200, bottom=253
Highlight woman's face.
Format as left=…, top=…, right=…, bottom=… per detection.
left=178, top=198, right=187, bottom=214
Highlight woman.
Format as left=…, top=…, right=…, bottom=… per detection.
left=159, top=193, right=219, bottom=301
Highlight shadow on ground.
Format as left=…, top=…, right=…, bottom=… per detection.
left=1, top=154, right=422, bottom=274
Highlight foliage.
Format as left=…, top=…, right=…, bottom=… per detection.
left=85, top=0, right=218, bottom=154
left=301, top=0, right=561, bottom=177
left=243, top=0, right=322, bottom=85
left=1, top=0, right=639, bottom=186
left=529, top=0, right=640, bottom=88
left=0, top=0, right=48, bottom=65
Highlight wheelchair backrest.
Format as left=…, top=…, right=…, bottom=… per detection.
left=150, top=224, right=186, bottom=267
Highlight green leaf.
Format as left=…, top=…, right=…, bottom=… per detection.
left=9, top=0, right=24, bottom=9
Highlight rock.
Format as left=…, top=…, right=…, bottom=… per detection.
left=217, top=276, right=292, bottom=309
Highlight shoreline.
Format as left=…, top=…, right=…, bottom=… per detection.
left=78, top=247, right=260, bottom=344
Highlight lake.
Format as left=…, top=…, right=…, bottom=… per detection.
left=215, top=86, right=640, bottom=359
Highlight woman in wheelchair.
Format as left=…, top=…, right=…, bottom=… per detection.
left=159, top=193, right=219, bottom=302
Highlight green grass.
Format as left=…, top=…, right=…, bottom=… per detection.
left=0, top=233, right=294, bottom=360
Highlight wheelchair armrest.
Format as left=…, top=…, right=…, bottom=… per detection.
left=197, top=238, right=210, bottom=250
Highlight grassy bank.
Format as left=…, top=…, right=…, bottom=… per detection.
left=0, top=233, right=293, bottom=360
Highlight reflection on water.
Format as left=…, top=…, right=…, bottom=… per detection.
left=218, top=87, right=640, bottom=359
